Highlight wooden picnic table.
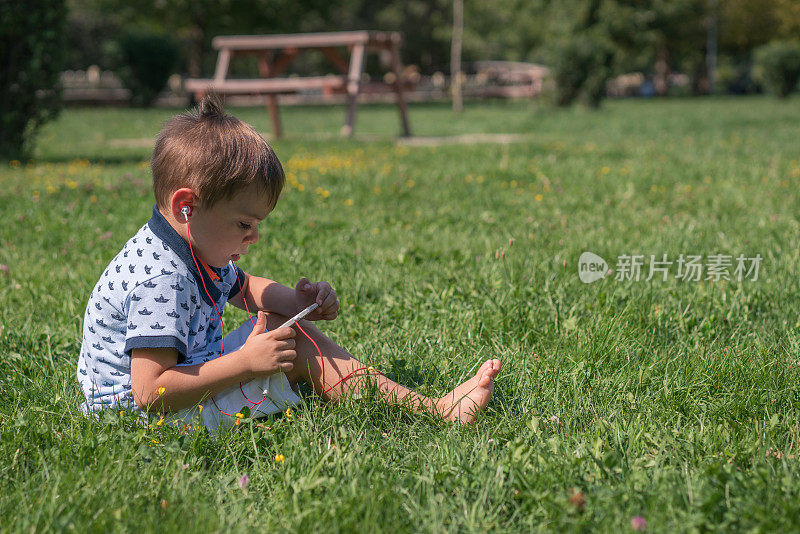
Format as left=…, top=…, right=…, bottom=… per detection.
left=184, top=31, right=412, bottom=138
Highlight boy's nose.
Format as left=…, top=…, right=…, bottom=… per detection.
left=246, top=227, right=259, bottom=244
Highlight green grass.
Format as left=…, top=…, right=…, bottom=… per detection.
left=2, top=96, right=800, bottom=532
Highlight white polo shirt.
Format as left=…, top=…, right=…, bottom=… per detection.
left=77, top=205, right=245, bottom=412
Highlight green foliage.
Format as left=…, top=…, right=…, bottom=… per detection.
left=545, top=33, right=614, bottom=108
left=541, top=0, right=615, bottom=108
left=720, top=0, right=800, bottom=57
left=714, top=57, right=758, bottom=95
left=88, top=0, right=337, bottom=77
left=752, top=40, right=800, bottom=98
left=0, top=0, right=66, bottom=160
left=105, top=31, right=178, bottom=107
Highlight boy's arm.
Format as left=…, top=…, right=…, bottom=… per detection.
left=131, top=312, right=296, bottom=412
left=131, top=347, right=253, bottom=411
left=229, top=272, right=339, bottom=321
left=228, top=272, right=298, bottom=316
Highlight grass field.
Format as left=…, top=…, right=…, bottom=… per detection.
left=2, top=96, right=800, bottom=532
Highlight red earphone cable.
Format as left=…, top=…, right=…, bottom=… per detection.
left=183, top=210, right=379, bottom=419
left=184, top=220, right=226, bottom=356
left=184, top=214, right=287, bottom=416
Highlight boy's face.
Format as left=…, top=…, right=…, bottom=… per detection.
left=187, top=182, right=273, bottom=268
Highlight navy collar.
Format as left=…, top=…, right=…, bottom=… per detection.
left=147, top=205, right=223, bottom=307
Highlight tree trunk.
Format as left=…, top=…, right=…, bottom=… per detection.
left=186, top=24, right=204, bottom=79
left=654, top=41, right=670, bottom=97
left=451, top=0, right=463, bottom=112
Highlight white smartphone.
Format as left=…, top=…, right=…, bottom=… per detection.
left=278, top=303, right=319, bottom=328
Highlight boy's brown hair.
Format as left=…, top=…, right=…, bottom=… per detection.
left=151, top=95, right=284, bottom=210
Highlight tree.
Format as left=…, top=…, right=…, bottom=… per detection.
left=0, top=0, right=67, bottom=159
left=83, top=0, right=334, bottom=76
left=541, top=0, right=615, bottom=107
left=451, top=0, right=463, bottom=112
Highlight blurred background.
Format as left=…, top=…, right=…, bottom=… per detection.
left=3, top=0, right=800, bottom=158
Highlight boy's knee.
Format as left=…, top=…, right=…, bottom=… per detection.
left=263, top=312, right=290, bottom=331
left=263, top=313, right=321, bottom=338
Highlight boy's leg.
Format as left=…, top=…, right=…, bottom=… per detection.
left=263, top=313, right=501, bottom=424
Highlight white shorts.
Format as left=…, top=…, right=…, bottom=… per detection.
left=168, top=320, right=302, bottom=431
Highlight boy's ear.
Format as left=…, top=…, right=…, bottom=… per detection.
left=170, top=188, right=196, bottom=221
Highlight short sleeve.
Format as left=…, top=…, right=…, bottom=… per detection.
left=226, top=264, right=247, bottom=299
left=124, top=273, right=195, bottom=363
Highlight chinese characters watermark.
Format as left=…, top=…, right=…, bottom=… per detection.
left=578, top=252, right=762, bottom=284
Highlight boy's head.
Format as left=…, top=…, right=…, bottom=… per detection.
left=151, top=96, right=284, bottom=267
left=151, top=95, right=284, bottom=212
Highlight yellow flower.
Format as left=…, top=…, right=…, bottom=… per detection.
left=156, top=386, right=166, bottom=396
left=600, top=166, right=611, bottom=175
left=274, top=454, right=285, bottom=464
left=367, top=366, right=376, bottom=374
left=284, top=407, right=293, bottom=421
left=234, top=412, right=244, bottom=426
left=535, top=194, right=543, bottom=202
left=156, top=415, right=164, bottom=427
left=198, top=404, right=203, bottom=413
left=89, top=195, right=98, bottom=203
left=406, top=179, right=415, bottom=188
left=344, top=198, right=354, bottom=206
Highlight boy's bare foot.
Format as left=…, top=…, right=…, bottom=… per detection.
left=435, top=359, right=502, bottom=424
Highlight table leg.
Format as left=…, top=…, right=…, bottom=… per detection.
left=266, top=95, right=282, bottom=138
left=390, top=44, right=411, bottom=137
left=258, top=51, right=283, bottom=138
left=343, top=44, right=365, bottom=137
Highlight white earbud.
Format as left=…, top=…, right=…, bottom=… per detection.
left=180, top=205, right=191, bottom=221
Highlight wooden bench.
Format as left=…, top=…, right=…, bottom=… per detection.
left=184, top=31, right=412, bottom=138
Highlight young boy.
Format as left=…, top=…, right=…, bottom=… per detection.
left=77, top=96, right=501, bottom=430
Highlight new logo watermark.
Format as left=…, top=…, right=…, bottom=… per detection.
left=578, top=252, right=762, bottom=284
left=578, top=252, right=610, bottom=283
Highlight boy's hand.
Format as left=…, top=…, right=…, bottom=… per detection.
left=241, top=311, right=296, bottom=376
left=295, top=277, right=339, bottom=320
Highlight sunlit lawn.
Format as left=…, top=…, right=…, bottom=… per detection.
left=1, top=96, right=800, bottom=531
